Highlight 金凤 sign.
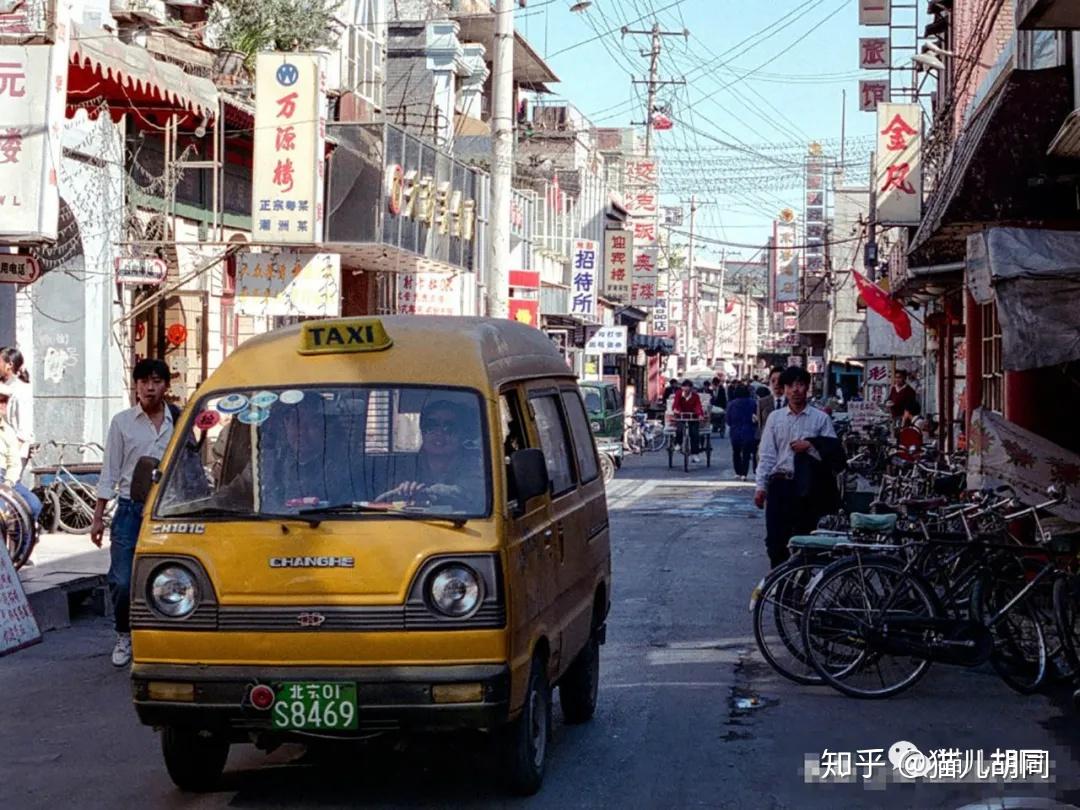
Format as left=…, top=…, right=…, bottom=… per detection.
left=0, top=254, right=39, bottom=283
left=252, top=53, right=327, bottom=244
left=585, top=326, right=628, bottom=355
left=235, top=250, right=340, bottom=317
left=603, top=228, right=632, bottom=299
left=397, top=271, right=461, bottom=316
left=570, top=239, right=599, bottom=320
left=115, top=257, right=166, bottom=286
left=0, top=39, right=67, bottom=241
left=876, top=103, right=922, bottom=225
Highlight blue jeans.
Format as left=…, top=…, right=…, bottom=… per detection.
left=107, top=498, right=144, bottom=633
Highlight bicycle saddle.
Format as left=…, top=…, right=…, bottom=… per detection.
left=850, top=512, right=899, bottom=533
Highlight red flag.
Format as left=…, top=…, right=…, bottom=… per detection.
left=651, top=113, right=673, bottom=131
left=853, top=270, right=912, bottom=340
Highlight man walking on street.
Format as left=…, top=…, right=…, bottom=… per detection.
left=754, top=366, right=837, bottom=567
left=91, top=359, right=175, bottom=666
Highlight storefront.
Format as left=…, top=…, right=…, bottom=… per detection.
left=325, top=122, right=489, bottom=316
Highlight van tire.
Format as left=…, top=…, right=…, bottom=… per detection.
left=599, top=453, right=616, bottom=483
left=161, top=726, right=229, bottom=792
left=501, top=654, right=551, bottom=796
left=560, top=631, right=600, bottom=724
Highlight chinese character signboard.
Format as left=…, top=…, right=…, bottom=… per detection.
left=0, top=255, right=39, bottom=283
left=115, top=257, right=166, bottom=286
left=631, top=245, right=658, bottom=309
left=0, top=40, right=67, bottom=241
left=859, top=79, right=890, bottom=111
left=0, top=540, right=40, bottom=656
left=397, top=271, right=461, bottom=316
left=253, top=53, right=327, bottom=244
left=624, top=157, right=660, bottom=311
left=662, top=206, right=683, bottom=226
left=508, top=269, right=540, bottom=327
left=859, top=0, right=890, bottom=25
left=585, top=325, right=628, bottom=355
left=875, top=103, right=922, bottom=225
left=570, top=239, right=599, bottom=320
left=859, top=37, right=890, bottom=69
left=773, top=218, right=799, bottom=304
left=235, top=251, right=340, bottom=316
left=603, top=228, right=632, bottom=299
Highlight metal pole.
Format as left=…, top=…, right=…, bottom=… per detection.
left=840, top=89, right=846, bottom=169
left=488, top=0, right=514, bottom=319
left=644, top=23, right=659, bottom=157
left=866, top=151, right=878, bottom=281
left=685, top=194, right=696, bottom=374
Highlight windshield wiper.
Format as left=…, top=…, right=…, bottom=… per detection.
left=162, top=504, right=324, bottom=528
left=298, top=502, right=469, bottom=529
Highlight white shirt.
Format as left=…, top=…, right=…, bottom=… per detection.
left=6, top=377, right=33, bottom=459
left=97, top=403, right=174, bottom=500
left=755, top=405, right=836, bottom=491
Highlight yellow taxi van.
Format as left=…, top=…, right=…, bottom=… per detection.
left=127, top=316, right=612, bottom=796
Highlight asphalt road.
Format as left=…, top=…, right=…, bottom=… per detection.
left=2, top=438, right=1079, bottom=809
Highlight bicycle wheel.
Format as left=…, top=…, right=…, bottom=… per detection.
left=802, top=555, right=937, bottom=699
left=1, top=489, right=35, bottom=569
left=972, top=568, right=1049, bottom=695
left=646, top=431, right=668, bottom=453
left=56, top=483, right=96, bottom=534
left=752, top=559, right=827, bottom=685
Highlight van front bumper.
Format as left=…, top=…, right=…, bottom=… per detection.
left=132, top=662, right=511, bottom=738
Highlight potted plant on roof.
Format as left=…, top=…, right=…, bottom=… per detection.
left=207, top=0, right=342, bottom=84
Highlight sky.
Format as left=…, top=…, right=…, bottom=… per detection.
left=516, top=0, right=883, bottom=264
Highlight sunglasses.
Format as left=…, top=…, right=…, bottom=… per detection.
left=422, top=418, right=459, bottom=434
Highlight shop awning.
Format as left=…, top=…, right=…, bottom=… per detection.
left=68, top=22, right=219, bottom=123
left=452, top=14, right=558, bottom=91
left=908, top=67, right=1072, bottom=266
left=966, top=227, right=1080, bottom=371
left=629, top=334, right=674, bottom=356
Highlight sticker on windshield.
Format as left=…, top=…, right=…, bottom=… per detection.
left=251, top=390, right=280, bottom=408
left=194, top=410, right=221, bottom=430
left=279, top=389, right=305, bottom=405
left=237, top=407, right=271, bottom=425
left=217, top=393, right=249, bottom=414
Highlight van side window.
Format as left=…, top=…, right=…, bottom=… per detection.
left=530, top=394, right=576, bottom=496
left=500, top=390, right=530, bottom=505
left=561, top=390, right=600, bottom=484
left=606, top=387, right=621, bottom=412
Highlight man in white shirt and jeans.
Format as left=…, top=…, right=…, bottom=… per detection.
left=754, top=365, right=836, bottom=567
left=91, top=359, right=174, bottom=666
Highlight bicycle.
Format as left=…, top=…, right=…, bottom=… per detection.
left=624, top=411, right=667, bottom=455
left=667, top=414, right=710, bottom=472
left=1, top=482, right=38, bottom=570
left=32, top=442, right=115, bottom=535
left=799, top=492, right=1065, bottom=699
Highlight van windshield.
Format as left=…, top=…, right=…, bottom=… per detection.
left=156, top=386, right=490, bottom=520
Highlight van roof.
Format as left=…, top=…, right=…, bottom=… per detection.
left=211, top=316, right=574, bottom=393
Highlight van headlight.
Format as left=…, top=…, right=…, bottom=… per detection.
left=591, top=421, right=601, bottom=432
left=428, top=564, right=482, bottom=617
left=150, top=565, right=199, bottom=617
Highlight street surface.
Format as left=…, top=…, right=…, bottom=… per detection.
left=2, top=438, right=1079, bottom=809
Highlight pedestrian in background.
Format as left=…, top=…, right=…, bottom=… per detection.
left=725, top=384, right=757, bottom=481
left=754, top=366, right=838, bottom=568
left=887, top=369, right=918, bottom=420
left=91, top=359, right=174, bottom=667
left=0, top=382, right=42, bottom=546
left=671, top=379, right=705, bottom=464
left=0, top=347, right=34, bottom=478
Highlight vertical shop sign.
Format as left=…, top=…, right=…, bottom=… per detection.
left=253, top=53, right=327, bottom=244
left=859, top=79, right=890, bottom=111
left=773, top=218, right=799, bottom=303
left=508, top=270, right=540, bottom=327
left=875, top=103, right=922, bottom=225
left=859, top=0, right=890, bottom=26
left=570, top=239, right=598, bottom=321
left=859, top=37, right=890, bottom=69
left=603, top=228, right=632, bottom=299
left=0, top=36, right=66, bottom=240
left=625, top=157, right=660, bottom=311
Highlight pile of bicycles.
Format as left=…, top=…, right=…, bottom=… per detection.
left=623, top=410, right=668, bottom=455
left=752, top=483, right=1080, bottom=699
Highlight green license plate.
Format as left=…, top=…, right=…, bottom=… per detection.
left=272, top=682, right=358, bottom=730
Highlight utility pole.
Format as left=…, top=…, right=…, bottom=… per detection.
left=623, top=23, right=688, bottom=157
left=865, top=151, right=878, bottom=282
left=709, top=248, right=725, bottom=367
left=684, top=194, right=696, bottom=374
left=488, top=0, right=514, bottom=318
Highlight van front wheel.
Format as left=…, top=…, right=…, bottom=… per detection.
left=501, top=655, right=551, bottom=796
left=161, top=726, right=229, bottom=792
left=560, top=632, right=599, bottom=724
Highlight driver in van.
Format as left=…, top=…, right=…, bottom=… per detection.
left=376, top=400, right=482, bottom=510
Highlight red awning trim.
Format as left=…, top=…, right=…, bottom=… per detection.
left=68, top=22, right=219, bottom=120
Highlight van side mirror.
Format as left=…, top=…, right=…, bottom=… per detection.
left=510, top=448, right=549, bottom=507
left=130, top=455, right=162, bottom=504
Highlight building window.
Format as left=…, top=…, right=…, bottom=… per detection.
left=980, top=302, right=1003, bottom=413
left=340, top=0, right=386, bottom=110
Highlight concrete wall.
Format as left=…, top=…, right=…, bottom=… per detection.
left=829, top=183, right=870, bottom=363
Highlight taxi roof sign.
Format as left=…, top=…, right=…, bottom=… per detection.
left=298, top=319, right=393, bottom=355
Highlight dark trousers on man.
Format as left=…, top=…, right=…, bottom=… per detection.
left=675, top=420, right=700, bottom=454
left=731, top=438, right=756, bottom=477
left=764, top=476, right=819, bottom=568
left=106, top=498, right=144, bottom=633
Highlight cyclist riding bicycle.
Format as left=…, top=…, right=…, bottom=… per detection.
left=671, top=379, right=705, bottom=464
